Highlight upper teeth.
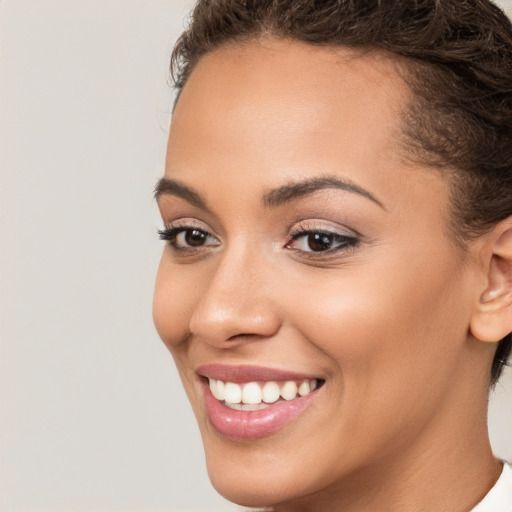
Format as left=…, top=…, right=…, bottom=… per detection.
left=209, top=378, right=318, bottom=405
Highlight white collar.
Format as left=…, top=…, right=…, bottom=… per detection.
left=471, top=462, right=512, bottom=512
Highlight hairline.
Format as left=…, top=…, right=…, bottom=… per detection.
left=172, top=35, right=476, bottom=251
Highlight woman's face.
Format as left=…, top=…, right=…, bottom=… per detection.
left=154, top=40, right=480, bottom=507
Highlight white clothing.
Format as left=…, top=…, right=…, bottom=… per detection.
left=471, top=462, right=512, bottom=512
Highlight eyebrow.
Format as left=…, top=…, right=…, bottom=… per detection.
left=154, top=177, right=210, bottom=211
left=154, top=175, right=386, bottom=212
left=263, top=176, right=386, bottom=210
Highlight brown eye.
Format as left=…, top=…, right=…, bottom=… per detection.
left=307, top=233, right=334, bottom=252
left=174, top=228, right=219, bottom=249
left=287, top=230, right=359, bottom=254
left=158, top=226, right=220, bottom=250
left=184, top=229, right=208, bottom=247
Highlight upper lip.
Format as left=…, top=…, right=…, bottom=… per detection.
left=196, top=363, right=321, bottom=383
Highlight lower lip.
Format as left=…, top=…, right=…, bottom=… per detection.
left=202, top=380, right=320, bottom=440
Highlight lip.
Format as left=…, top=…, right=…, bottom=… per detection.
left=197, top=364, right=323, bottom=440
left=197, top=363, right=320, bottom=383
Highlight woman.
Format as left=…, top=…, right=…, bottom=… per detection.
left=153, top=1, right=512, bottom=510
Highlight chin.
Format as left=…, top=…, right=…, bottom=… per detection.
left=202, top=435, right=321, bottom=509
left=211, top=483, right=275, bottom=509
left=207, top=462, right=296, bottom=509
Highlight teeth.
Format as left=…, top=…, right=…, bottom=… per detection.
left=280, top=381, right=298, bottom=400
left=262, top=381, right=280, bottom=403
left=208, top=378, right=319, bottom=406
left=224, top=382, right=242, bottom=404
left=242, top=382, right=262, bottom=404
left=298, top=380, right=311, bottom=396
left=209, top=379, right=225, bottom=400
left=225, top=402, right=267, bottom=411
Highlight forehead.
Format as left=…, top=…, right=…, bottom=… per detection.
left=165, top=38, right=447, bottom=221
left=167, top=39, right=412, bottom=183
left=176, top=38, right=408, bottom=118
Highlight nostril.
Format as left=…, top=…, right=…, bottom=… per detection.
left=226, top=332, right=269, bottom=342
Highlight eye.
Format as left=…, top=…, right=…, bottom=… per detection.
left=287, top=229, right=358, bottom=254
left=158, top=226, right=220, bottom=251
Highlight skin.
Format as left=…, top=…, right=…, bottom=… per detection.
left=153, top=39, right=503, bottom=511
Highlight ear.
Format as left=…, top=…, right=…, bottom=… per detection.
left=470, top=217, right=512, bottom=343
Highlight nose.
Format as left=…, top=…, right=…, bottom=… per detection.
left=189, top=248, right=281, bottom=348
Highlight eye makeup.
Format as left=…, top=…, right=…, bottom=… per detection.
left=286, top=226, right=360, bottom=256
left=158, top=217, right=361, bottom=262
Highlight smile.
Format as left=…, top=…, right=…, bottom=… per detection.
left=198, top=365, right=324, bottom=440
left=209, top=378, right=319, bottom=410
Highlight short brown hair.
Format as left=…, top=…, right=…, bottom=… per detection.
left=170, top=0, right=512, bottom=385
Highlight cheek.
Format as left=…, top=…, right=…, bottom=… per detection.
left=287, top=245, right=470, bottom=402
left=269, top=247, right=472, bottom=469
left=153, top=254, right=198, bottom=350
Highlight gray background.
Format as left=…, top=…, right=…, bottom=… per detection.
left=1, top=1, right=511, bottom=511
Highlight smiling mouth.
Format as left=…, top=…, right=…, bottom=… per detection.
left=207, top=377, right=321, bottom=411
left=197, top=365, right=325, bottom=439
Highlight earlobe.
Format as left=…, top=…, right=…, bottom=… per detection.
left=470, top=218, right=512, bottom=343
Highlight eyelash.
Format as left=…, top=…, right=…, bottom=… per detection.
left=158, top=225, right=219, bottom=253
left=286, top=225, right=359, bottom=257
left=158, top=224, right=359, bottom=258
